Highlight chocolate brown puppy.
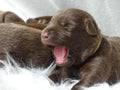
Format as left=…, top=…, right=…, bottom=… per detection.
left=26, top=16, right=52, bottom=24
left=0, top=23, right=53, bottom=68
left=0, top=11, right=24, bottom=23
left=41, top=8, right=120, bottom=90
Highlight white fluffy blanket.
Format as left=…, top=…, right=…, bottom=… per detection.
left=0, top=55, right=120, bottom=90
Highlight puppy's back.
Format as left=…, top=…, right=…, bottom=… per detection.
left=0, top=11, right=24, bottom=23
left=0, top=23, right=53, bottom=68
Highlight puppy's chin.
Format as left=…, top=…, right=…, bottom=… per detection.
left=56, top=60, right=74, bottom=67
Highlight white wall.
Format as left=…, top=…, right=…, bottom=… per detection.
left=0, top=0, right=120, bottom=36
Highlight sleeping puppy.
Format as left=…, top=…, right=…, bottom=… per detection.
left=17, top=16, right=52, bottom=30
left=26, top=16, right=52, bottom=24
left=41, top=8, right=120, bottom=90
left=0, top=11, right=24, bottom=23
left=0, top=11, right=49, bottom=30
left=0, top=23, right=53, bottom=68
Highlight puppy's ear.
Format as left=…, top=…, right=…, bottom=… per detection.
left=84, top=18, right=97, bottom=36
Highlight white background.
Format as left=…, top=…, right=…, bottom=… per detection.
left=0, top=0, right=120, bottom=36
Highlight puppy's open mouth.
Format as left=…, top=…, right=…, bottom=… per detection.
left=53, top=46, right=69, bottom=66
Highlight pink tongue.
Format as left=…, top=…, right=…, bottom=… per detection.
left=54, top=46, right=68, bottom=65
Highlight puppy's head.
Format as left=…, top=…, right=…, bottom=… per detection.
left=41, top=8, right=102, bottom=67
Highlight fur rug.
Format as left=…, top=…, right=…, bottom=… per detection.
left=0, top=55, right=120, bottom=90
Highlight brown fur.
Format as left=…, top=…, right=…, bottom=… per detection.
left=16, top=22, right=47, bottom=30
left=0, top=11, right=24, bottom=23
left=0, top=23, right=53, bottom=68
left=41, top=8, right=120, bottom=90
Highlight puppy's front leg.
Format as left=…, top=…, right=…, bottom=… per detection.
left=71, top=57, right=111, bottom=90
left=49, top=68, right=68, bottom=83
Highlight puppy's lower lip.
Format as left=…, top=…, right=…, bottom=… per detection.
left=47, top=45, right=55, bottom=49
left=56, top=59, right=68, bottom=66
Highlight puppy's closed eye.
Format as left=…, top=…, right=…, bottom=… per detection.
left=61, top=22, right=75, bottom=31
left=61, top=22, right=70, bottom=29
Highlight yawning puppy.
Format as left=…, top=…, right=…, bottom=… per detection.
left=0, top=23, right=53, bottom=68
left=0, top=11, right=24, bottom=23
left=41, top=8, right=120, bottom=90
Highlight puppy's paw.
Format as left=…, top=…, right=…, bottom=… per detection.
left=71, top=85, right=83, bottom=90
